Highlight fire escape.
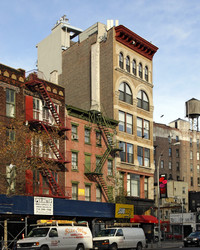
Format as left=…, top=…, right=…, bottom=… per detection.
left=25, top=73, right=71, bottom=198
left=85, top=110, right=118, bottom=203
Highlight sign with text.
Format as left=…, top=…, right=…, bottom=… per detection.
left=115, top=203, right=134, bottom=218
left=34, top=196, right=53, bottom=215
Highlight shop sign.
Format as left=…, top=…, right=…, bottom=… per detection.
left=115, top=203, right=134, bottom=218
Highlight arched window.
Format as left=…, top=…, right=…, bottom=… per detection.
left=137, top=90, right=149, bottom=111
left=119, top=52, right=124, bottom=69
left=139, top=63, right=143, bottom=79
left=119, top=82, right=132, bottom=104
left=126, top=56, right=130, bottom=72
left=145, top=66, right=148, bottom=82
left=132, top=59, right=136, bottom=75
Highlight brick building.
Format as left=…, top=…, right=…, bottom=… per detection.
left=37, top=17, right=159, bottom=215
left=0, top=63, right=69, bottom=198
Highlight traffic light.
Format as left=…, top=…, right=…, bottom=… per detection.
left=159, top=174, right=168, bottom=198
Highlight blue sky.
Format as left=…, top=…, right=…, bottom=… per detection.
left=1, top=0, right=200, bottom=125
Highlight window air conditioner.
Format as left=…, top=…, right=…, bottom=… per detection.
left=72, top=134, right=78, bottom=140
left=72, top=165, right=78, bottom=170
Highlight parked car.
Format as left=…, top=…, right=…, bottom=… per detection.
left=183, top=231, right=200, bottom=247
left=93, top=227, right=146, bottom=250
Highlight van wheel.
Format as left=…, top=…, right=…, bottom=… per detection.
left=76, top=244, right=85, bottom=250
left=136, top=242, right=142, bottom=250
left=110, top=243, right=117, bottom=250
left=40, top=246, right=49, bottom=250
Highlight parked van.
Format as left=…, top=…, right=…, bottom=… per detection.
left=17, top=220, right=93, bottom=250
left=93, top=227, right=146, bottom=250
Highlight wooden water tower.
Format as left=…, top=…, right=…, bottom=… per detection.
left=185, top=98, right=200, bottom=131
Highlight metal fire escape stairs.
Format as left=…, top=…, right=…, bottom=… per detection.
left=26, top=74, right=70, bottom=197
left=85, top=110, right=116, bottom=203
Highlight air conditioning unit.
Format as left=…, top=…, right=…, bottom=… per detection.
left=72, top=165, right=78, bottom=170
left=72, top=134, right=78, bottom=140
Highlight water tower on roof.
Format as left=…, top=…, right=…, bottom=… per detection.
left=185, top=98, right=200, bottom=131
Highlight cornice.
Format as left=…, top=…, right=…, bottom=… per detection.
left=115, top=25, right=158, bottom=60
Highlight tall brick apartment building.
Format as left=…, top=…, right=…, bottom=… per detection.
left=37, top=17, right=158, bottom=215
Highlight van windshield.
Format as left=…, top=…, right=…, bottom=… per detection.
left=97, top=229, right=116, bottom=237
left=27, top=228, right=50, bottom=238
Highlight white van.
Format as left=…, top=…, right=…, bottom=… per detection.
left=17, top=220, right=93, bottom=250
left=93, top=227, right=146, bottom=250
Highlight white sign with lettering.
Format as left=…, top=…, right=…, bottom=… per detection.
left=34, top=197, right=53, bottom=215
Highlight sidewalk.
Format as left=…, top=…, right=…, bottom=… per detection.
left=147, top=240, right=183, bottom=249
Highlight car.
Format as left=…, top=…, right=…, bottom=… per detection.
left=183, top=231, right=200, bottom=247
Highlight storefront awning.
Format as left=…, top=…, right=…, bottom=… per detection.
left=130, top=215, right=158, bottom=224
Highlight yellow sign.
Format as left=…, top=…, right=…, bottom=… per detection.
left=78, top=188, right=85, bottom=196
left=115, top=203, right=134, bottom=218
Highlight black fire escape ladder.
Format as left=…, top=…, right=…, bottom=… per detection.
left=40, top=122, right=66, bottom=163
left=96, top=175, right=114, bottom=203
left=40, top=167, right=65, bottom=197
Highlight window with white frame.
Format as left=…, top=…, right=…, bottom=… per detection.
left=96, top=186, right=101, bottom=202
left=85, top=185, right=91, bottom=201
left=6, top=88, right=15, bottom=117
left=127, top=173, right=140, bottom=197
left=119, top=111, right=133, bottom=134
left=72, top=183, right=78, bottom=200
left=197, top=152, right=200, bottom=161
left=33, top=98, right=41, bottom=120
left=72, top=152, right=78, bottom=170
left=190, top=151, right=193, bottom=160
left=71, top=124, right=78, bottom=140
left=137, top=117, right=150, bottom=139
left=108, top=159, right=113, bottom=176
left=6, top=164, right=16, bottom=192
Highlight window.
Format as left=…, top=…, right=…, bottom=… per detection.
left=190, top=164, right=193, bottom=171
left=6, top=129, right=15, bottom=143
left=190, top=138, right=192, bottom=147
left=127, top=174, right=140, bottom=197
left=132, top=59, right=136, bottom=75
left=32, top=135, right=41, bottom=157
left=72, top=183, right=78, bottom=200
left=138, top=63, right=143, bottom=78
left=169, top=162, right=172, bottom=169
left=197, top=139, right=199, bottom=148
left=119, top=142, right=133, bottom=163
left=96, top=131, right=101, bottom=146
left=119, top=82, right=132, bottom=104
left=145, top=66, right=148, bottom=81
left=197, top=165, right=200, bottom=174
left=176, top=149, right=179, bottom=158
left=137, top=90, right=149, bottom=111
left=176, top=136, right=179, bottom=142
left=190, top=151, right=193, bottom=160
left=108, top=159, right=113, bottom=176
left=144, top=177, right=148, bottom=199
left=42, top=101, right=50, bottom=123
left=119, top=52, right=124, bottom=69
left=72, top=152, right=78, bottom=170
left=71, top=124, right=78, bottom=140
left=176, top=162, right=180, bottom=171
left=6, top=88, right=15, bottom=117
left=198, top=178, right=200, bottom=185
left=96, top=186, right=101, bottom=202
left=137, top=117, right=150, bottom=139
left=85, top=185, right=91, bottom=201
left=161, top=160, right=164, bottom=169
left=169, top=148, right=172, bottom=157
left=137, top=146, right=150, bottom=167
left=182, top=187, right=186, bottom=194
left=197, top=152, right=200, bottom=161
left=119, top=111, right=133, bottom=134
left=6, top=164, right=16, bottom=193
left=126, top=56, right=130, bottom=72
left=33, top=98, right=41, bottom=120
left=191, top=177, right=193, bottom=186
left=85, top=154, right=91, bottom=172
left=85, top=128, right=91, bottom=144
